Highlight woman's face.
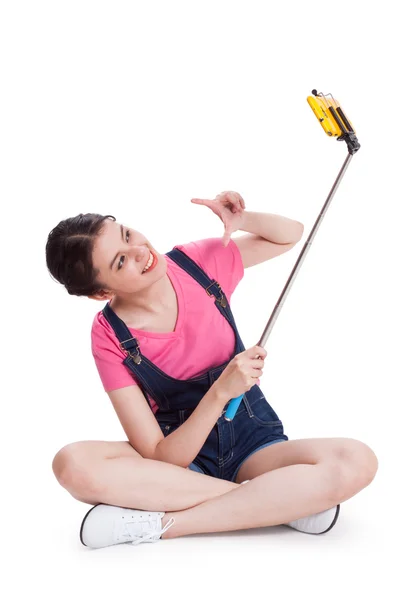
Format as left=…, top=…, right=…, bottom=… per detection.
left=91, top=218, right=167, bottom=299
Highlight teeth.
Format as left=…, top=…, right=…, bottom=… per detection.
left=142, top=251, right=154, bottom=273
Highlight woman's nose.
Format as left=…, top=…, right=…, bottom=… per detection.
left=132, top=245, right=147, bottom=261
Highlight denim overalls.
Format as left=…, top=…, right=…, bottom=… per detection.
left=102, top=248, right=288, bottom=482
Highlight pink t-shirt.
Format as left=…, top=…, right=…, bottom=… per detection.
left=91, top=237, right=245, bottom=414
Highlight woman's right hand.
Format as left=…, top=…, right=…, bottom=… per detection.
left=214, top=345, right=267, bottom=401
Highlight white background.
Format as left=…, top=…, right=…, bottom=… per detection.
left=1, top=1, right=398, bottom=598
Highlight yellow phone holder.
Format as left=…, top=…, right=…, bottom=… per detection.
left=307, top=89, right=360, bottom=154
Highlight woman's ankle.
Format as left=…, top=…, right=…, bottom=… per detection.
left=161, top=512, right=178, bottom=539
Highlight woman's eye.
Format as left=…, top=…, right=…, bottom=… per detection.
left=117, top=230, right=131, bottom=270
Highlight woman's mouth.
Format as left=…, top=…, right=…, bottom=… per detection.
left=142, top=250, right=157, bottom=274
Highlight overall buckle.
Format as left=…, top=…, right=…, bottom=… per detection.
left=206, top=282, right=227, bottom=308
left=119, top=338, right=142, bottom=365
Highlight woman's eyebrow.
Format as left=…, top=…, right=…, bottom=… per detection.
left=109, top=224, right=124, bottom=270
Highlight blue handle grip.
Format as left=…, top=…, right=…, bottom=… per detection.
left=224, top=394, right=243, bottom=421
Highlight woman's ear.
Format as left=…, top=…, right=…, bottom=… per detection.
left=88, top=290, right=114, bottom=301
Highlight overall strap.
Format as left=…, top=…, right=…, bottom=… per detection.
left=166, top=248, right=237, bottom=325
left=102, top=302, right=142, bottom=364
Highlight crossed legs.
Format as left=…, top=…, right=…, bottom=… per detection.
left=52, top=437, right=378, bottom=538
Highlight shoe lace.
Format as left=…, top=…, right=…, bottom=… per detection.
left=121, top=516, right=175, bottom=546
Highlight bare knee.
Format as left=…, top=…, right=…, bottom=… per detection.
left=325, top=438, right=378, bottom=503
left=52, top=442, right=94, bottom=494
left=52, top=443, right=72, bottom=483
left=338, top=438, right=378, bottom=485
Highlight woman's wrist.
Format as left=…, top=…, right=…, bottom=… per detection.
left=211, top=381, right=231, bottom=407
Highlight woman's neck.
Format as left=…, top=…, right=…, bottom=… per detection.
left=110, top=273, right=173, bottom=316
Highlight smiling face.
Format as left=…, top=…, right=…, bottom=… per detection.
left=90, top=218, right=167, bottom=300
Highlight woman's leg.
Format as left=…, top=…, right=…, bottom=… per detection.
left=233, top=436, right=378, bottom=483
left=162, top=437, right=378, bottom=539
left=54, top=436, right=378, bottom=539
left=52, top=440, right=238, bottom=512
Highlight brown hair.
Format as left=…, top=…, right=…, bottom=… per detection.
left=45, top=213, right=116, bottom=297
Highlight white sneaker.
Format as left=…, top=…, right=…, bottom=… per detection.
left=241, top=481, right=339, bottom=534
left=80, top=504, right=175, bottom=549
left=285, top=504, right=340, bottom=534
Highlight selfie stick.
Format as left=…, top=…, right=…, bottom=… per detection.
left=224, top=89, right=361, bottom=421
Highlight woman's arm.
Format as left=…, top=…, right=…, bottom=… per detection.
left=238, top=210, right=304, bottom=244
left=233, top=212, right=304, bottom=269
left=153, top=385, right=229, bottom=468
left=107, top=383, right=229, bottom=468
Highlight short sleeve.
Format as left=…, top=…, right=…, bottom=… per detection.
left=91, top=312, right=138, bottom=393
left=173, top=237, right=244, bottom=296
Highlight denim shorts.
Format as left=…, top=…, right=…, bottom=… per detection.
left=188, top=437, right=286, bottom=482
left=160, top=392, right=288, bottom=482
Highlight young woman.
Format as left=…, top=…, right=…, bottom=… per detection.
left=46, top=191, right=378, bottom=549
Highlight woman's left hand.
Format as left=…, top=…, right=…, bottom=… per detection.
left=191, top=191, right=246, bottom=246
